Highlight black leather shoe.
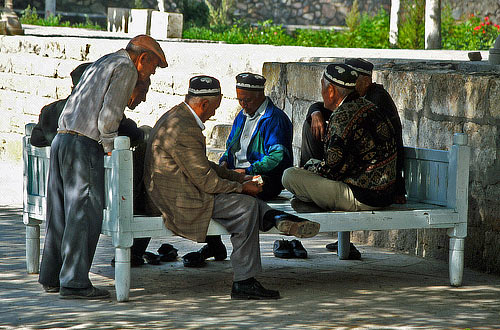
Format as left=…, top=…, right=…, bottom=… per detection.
left=326, top=242, right=361, bottom=260
left=182, top=252, right=206, bottom=268
left=143, top=251, right=161, bottom=265
left=158, top=243, right=178, bottom=262
left=111, top=253, right=145, bottom=268
left=59, top=286, right=110, bottom=300
left=199, top=242, right=227, bottom=261
left=231, top=278, right=280, bottom=300
left=273, top=239, right=293, bottom=258
left=290, top=239, right=307, bottom=258
left=274, top=213, right=320, bottom=238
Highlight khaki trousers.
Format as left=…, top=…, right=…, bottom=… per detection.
left=282, top=167, right=379, bottom=211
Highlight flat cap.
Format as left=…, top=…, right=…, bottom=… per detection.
left=235, top=72, right=266, bottom=90
left=323, top=63, right=358, bottom=89
left=128, top=34, right=168, bottom=68
left=188, top=75, right=221, bottom=96
left=345, top=58, right=373, bottom=76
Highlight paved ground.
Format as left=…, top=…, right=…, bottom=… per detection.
left=1, top=203, right=500, bottom=329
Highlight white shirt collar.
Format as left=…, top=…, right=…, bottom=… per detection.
left=184, top=101, right=205, bottom=130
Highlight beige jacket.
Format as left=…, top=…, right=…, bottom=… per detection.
left=144, top=103, right=244, bottom=242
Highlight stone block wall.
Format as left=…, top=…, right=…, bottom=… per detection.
left=263, top=60, right=500, bottom=274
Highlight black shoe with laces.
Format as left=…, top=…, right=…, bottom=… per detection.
left=198, top=242, right=227, bottom=261
left=326, top=241, right=361, bottom=260
left=290, top=239, right=307, bottom=258
left=231, top=278, right=280, bottom=300
left=273, top=239, right=293, bottom=258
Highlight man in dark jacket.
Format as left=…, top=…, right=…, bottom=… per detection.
left=30, top=63, right=91, bottom=147
left=284, top=63, right=400, bottom=259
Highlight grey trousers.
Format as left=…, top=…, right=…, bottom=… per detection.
left=212, top=193, right=272, bottom=282
left=39, top=133, right=104, bottom=289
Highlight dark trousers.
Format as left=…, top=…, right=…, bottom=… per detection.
left=39, top=133, right=104, bottom=289
left=299, top=119, right=324, bottom=167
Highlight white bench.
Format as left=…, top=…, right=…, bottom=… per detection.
left=22, top=123, right=471, bottom=302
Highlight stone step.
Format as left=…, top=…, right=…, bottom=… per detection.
left=207, top=123, right=232, bottom=149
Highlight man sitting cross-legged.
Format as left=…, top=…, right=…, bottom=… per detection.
left=296, top=59, right=405, bottom=258
left=143, top=75, right=320, bottom=300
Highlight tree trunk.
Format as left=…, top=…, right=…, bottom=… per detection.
left=389, top=0, right=401, bottom=47
left=425, top=0, right=441, bottom=49
left=157, top=0, right=165, bottom=12
left=45, top=0, right=56, bottom=18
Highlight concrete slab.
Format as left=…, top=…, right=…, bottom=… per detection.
left=1, top=205, right=500, bottom=329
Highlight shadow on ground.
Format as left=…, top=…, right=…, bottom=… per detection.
left=1, top=206, right=499, bottom=329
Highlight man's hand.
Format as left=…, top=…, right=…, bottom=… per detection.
left=234, top=168, right=246, bottom=174
left=241, top=181, right=262, bottom=196
left=311, top=111, right=326, bottom=141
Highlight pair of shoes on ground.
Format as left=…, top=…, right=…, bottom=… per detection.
left=231, top=277, right=280, bottom=300
left=273, top=239, right=307, bottom=259
left=274, top=213, right=320, bottom=238
left=59, top=286, right=110, bottom=300
left=182, top=242, right=227, bottom=268
left=325, top=241, right=361, bottom=260
left=111, top=243, right=178, bottom=267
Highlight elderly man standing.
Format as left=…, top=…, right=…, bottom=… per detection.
left=144, top=76, right=320, bottom=300
left=282, top=63, right=397, bottom=247
left=38, top=35, right=167, bottom=299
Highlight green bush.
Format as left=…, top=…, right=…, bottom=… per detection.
left=397, top=0, right=425, bottom=49
left=20, top=5, right=102, bottom=30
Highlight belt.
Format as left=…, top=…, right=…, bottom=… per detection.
left=58, top=130, right=86, bottom=137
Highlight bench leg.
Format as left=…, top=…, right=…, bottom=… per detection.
left=114, top=247, right=131, bottom=302
left=449, top=237, right=464, bottom=287
left=26, top=222, right=41, bottom=274
left=338, top=231, right=351, bottom=260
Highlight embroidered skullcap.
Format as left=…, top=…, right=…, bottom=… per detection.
left=128, top=34, right=168, bottom=68
left=188, top=75, right=221, bottom=96
left=70, top=62, right=92, bottom=86
left=323, top=63, right=358, bottom=89
left=235, top=72, right=266, bottom=90
left=345, top=58, right=374, bottom=76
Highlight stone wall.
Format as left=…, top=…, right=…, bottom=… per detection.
left=263, top=60, right=500, bottom=274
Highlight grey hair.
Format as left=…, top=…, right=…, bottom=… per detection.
left=185, top=94, right=220, bottom=104
left=321, top=77, right=352, bottom=98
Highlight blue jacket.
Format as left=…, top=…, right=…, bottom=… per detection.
left=220, top=98, right=293, bottom=176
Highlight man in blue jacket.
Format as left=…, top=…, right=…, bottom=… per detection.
left=185, top=72, right=303, bottom=264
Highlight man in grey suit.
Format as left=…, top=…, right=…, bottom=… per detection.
left=144, top=76, right=320, bottom=300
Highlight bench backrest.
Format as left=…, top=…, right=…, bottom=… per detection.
left=23, top=124, right=470, bottom=223
left=403, top=134, right=469, bottom=210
